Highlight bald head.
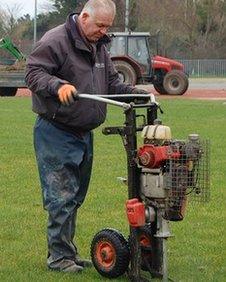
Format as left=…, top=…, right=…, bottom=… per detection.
left=82, top=0, right=116, bottom=18
left=78, top=0, right=116, bottom=42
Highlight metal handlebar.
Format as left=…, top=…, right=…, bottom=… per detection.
left=78, top=94, right=131, bottom=110
left=95, top=93, right=156, bottom=102
left=78, top=93, right=157, bottom=110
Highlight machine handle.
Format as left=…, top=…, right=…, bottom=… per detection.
left=78, top=93, right=131, bottom=110
left=96, top=93, right=156, bottom=103
left=78, top=93, right=157, bottom=110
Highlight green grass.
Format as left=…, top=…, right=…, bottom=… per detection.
left=0, top=97, right=225, bottom=282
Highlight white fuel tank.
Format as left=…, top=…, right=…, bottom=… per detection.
left=141, top=125, right=172, bottom=141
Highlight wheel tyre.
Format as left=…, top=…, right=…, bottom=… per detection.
left=137, top=224, right=163, bottom=276
left=0, top=87, right=18, bottom=97
left=153, top=83, right=168, bottom=95
left=113, top=60, right=137, bottom=85
left=163, top=70, right=189, bottom=95
left=91, top=228, right=130, bottom=278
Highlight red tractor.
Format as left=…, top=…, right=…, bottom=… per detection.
left=109, top=32, right=189, bottom=95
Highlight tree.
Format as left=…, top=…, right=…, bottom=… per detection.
left=129, top=0, right=226, bottom=58
left=0, top=4, right=22, bottom=38
left=21, top=0, right=86, bottom=41
left=1, top=0, right=226, bottom=59
left=194, top=0, right=226, bottom=58
left=50, top=0, right=86, bottom=17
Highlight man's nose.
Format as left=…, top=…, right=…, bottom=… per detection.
left=100, top=27, right=108, bottom=35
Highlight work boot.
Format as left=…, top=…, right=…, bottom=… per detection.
left=47, top=258, right=83, bottom=273
left=75, top=254, right=93, bottom=268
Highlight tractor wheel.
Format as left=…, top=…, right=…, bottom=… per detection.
left=91, top=228, right=130, bottom=278
left=0, top=87, right=18, bottom=97
left=153, top=83, right=168, bottom=95
left=163, top=70, right=189, bottom=95
left=138, top=224, right=163, bottom=277
left=113, top=60, right=137, bottom=85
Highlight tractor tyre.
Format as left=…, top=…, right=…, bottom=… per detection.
left=138, top=224, right=163, bottom=277
left=153, top=83, right=168, bottom=95
left=163, top=70, right=189, bottom=95
left=0, top=87, right=17, bottom=97
left=91, top=228, right=130, bottom=278
left=113, top=60, right=137, bottom=85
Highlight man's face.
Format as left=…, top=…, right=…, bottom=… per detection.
left=80, top=10, right=114, bottom=42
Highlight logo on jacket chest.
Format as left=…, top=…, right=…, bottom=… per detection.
left=95, top=63, right=105, bottom=69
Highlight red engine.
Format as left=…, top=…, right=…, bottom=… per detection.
left=137, top=144, right=181, bottom=168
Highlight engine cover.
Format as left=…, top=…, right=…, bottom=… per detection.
left=138, top=144, right=180, bottom=168
left=140, top=168, right=167, bottom=199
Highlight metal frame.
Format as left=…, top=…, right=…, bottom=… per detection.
left=82, top=94, right=158, bottom=281
left=81, top=94, right=170, bottom=281
left=82, top=94, right=210, bottom=282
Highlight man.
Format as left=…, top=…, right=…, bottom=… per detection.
left=26, top=0, right=148, bottom=273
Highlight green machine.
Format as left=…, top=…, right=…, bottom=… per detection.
left=0, top=37, right=26, bottom=96
left=0, top=37, right=26, bottom=61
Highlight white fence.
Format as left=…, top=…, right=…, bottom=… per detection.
left=179, top=59, right=226, bottom=77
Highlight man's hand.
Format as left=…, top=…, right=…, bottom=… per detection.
left=131, top=88, right=149, bottom=94
left=58, top=84, right=78, bottom=106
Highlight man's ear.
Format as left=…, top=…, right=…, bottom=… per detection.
left=81, top=12, right=89, bottom=21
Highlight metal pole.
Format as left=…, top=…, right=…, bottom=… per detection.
left=34, top=0, right=37, bottom=46
left=78, top=94, right=132, bottom=110
left=125, top=0, right=129, bottom=32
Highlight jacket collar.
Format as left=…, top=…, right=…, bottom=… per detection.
left=65, top=13, right=111, bottom=53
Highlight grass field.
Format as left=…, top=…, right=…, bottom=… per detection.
left=0, top=97, right=225, bottom=282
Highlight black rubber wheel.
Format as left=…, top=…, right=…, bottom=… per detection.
left=113, top=60, right=137, bottom=85
left=163, top=70, right=189, bottom=95
left=153, top=83, right=168, bottom=95
left=138, top=224, right=163, bottom=277
left=91, top=228, right=130, bottom=278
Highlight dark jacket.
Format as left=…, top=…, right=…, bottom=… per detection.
left=25, top=14, right=134, bottom=132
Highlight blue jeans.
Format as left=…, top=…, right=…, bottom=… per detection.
left=34, top=117, right=93, bottom=263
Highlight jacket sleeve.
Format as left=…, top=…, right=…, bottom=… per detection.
left=25, top=39, right=69, bottom=97
left=106, top=51, right=135, bottom=94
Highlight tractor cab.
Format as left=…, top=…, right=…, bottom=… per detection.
left=109, top=32, right=151, bottom=77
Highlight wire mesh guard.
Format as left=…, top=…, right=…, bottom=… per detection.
left=164, top=139, right=210, bottom=221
